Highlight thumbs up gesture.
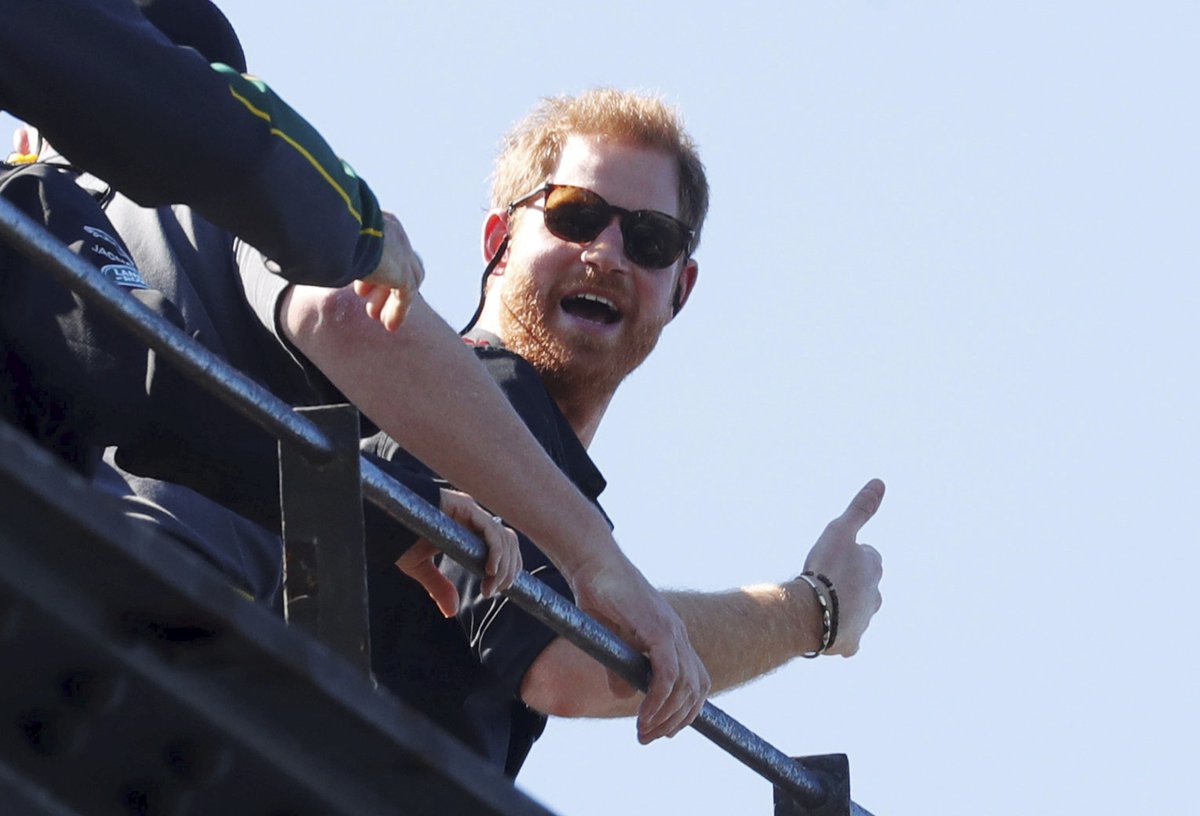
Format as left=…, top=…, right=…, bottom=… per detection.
left=801, top=479, right=886, bottom=657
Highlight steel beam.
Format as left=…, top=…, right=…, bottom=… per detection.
left=279, top=404, right=370, bottom=671
left=0, top=420, right=555, bottom=816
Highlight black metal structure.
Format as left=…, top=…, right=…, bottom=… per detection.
left=0, top=192, right=878, bottom=814
left=0, top=420, right=554, bottom=816
left=775, top=755, right=853, bottom=816
left=279, top=404, right=372, bottom=670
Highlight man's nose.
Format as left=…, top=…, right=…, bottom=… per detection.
left=580, top=218, right=628, bottom=274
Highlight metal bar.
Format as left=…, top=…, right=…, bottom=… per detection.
left=361, top=461, right=875, bottom=814
left=279, top=403, right=369, bottom=667
left=279, top=406, right=371, bottom=671
left=0, top=197, right=336, bottom=465
left=775, top=755, right=849, bottom=816
left=0, top=420, right=557, bottom=816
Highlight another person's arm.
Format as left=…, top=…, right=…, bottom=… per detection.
left=280, top=283, right=710, bottom=741
left=521, top=480, right=886, bottom=719
left=0, top=0, right=403, bottom=289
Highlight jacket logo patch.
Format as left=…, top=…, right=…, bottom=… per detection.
left=83, top=225, right=147, bottom=289
left=100, top=263, right=148, bottom=289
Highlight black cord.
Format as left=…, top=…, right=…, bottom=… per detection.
left=459, top=236, right=508, bottom=335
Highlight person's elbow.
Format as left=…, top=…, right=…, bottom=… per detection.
left=520, top=639, right=637, bottom=719
left=280, top=284, right=369, bottom=351
left=521, top=660, right=592, bottom=718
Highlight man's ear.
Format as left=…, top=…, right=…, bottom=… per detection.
left=482, top=210, right=511, bottom=272
left=670, top=258, right=699, bottom=319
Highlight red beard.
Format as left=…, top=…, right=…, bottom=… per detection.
left=497, top=267, right=671, bottom=414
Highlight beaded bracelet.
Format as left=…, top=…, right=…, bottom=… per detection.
left=803, top=571, right=839, bottom=652
left=796, top=571, right=839, bottom=657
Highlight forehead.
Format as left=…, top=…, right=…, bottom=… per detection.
left=550, top=135, right=680, bottom=217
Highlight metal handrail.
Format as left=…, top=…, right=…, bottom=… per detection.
left=362, top=462, right=869, bottom=813
left=0, top=195, right=873, bottom=815
left=0, top=197, right=337, bottom=466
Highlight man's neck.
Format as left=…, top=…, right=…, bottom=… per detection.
left=466, top=327, right=612, bottom=448
left=545, top=385, right=611, bottom=449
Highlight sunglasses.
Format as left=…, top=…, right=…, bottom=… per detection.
left=507, top=183, right=694, bottom=269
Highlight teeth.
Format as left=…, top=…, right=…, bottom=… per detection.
left=577, top=293, right=616, bottom=309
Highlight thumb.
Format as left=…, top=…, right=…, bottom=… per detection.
left=399, top=547, right=461, bottom=618
left=605, top=668, right=638, bottom=700
left=835, top=478, right=886, bottom=536
left=412, top=564, right=460, bottom=618
left=380, top=289, right=411, bottom=332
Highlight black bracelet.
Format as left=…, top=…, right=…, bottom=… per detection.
left=796, top=573, right=832, bottom=658
left=803, top=571, right=839, bottom=652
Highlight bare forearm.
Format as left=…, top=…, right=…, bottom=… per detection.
left=522, top=581, right=820, bottom=718
left=521, top=483, right=883, bottom=723
left=669, top=584, right=821, bottom=692
left=282, top=286, right=613, bottom=575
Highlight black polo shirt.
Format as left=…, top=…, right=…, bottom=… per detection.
left=363, top=333, right=608, bottom=777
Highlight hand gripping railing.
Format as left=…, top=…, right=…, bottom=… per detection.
left=0, top=195, right=875, bottom=815
left=361, top=465, right=874, bottom=816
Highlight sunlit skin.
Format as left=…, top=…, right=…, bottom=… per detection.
left=476, top=135, right=698, bottom=447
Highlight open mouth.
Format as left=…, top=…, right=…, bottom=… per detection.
left=561, top=292, right=622, bottom=325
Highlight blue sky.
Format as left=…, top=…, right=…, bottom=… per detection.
left=9, top=2, right=1197, bottom=813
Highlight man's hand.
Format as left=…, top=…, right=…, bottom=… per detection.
left=569, top=552, right=711, bottom=744
left=353, top=211, right=424, bottom=331
left=396, top=489, right=522, bottom=617
left=801, top=479, right=885, bottom=656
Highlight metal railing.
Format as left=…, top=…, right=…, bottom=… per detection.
left=0, top=194, right=875, bottom=816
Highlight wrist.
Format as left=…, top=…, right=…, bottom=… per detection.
left=535, top=505, right=618, bottom=582
left=781, top=579, right=825, bottom=657
left=795, top=572, right=839, bottom=658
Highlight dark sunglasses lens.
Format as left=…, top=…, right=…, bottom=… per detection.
left=623, top=212, right=689, bottom=268
left=542, top=185, right=689, bottom=268
left=544, top=187, right=609, bottom=243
